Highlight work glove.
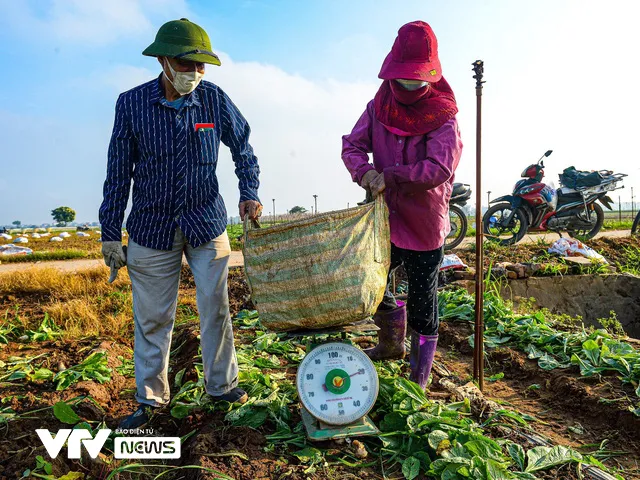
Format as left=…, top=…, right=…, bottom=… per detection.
left=101, top=241, right=127, bottom=283
left=359, top=169, right=379, bottom=190
left=239, top=200, right=263, bottom=221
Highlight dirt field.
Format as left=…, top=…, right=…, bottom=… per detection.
left=1, top=264, right=639, bottom=479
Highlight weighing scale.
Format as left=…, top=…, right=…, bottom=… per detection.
left=295, top=328, right=380, bottom=441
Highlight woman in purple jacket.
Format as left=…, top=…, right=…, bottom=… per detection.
left=342, top=21, right=463, bottom=390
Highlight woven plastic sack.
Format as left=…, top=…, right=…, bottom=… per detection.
left=243, top=196, right=390, bottom=332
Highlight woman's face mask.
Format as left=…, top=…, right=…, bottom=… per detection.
left=395, top=79, right=429, bottom=91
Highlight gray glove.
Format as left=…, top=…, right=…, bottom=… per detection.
left=102, top=241, right=127, bottom=283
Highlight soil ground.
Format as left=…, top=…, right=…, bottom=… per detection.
left=1, top=265, right=639, bottom=479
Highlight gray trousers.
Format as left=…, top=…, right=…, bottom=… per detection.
left=127, top=228, right=238, bottom=406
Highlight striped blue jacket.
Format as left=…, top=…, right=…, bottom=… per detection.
left=99, top=75, right=260, bottom=250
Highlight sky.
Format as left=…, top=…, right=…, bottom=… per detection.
left=1, top=0, right=639, bottom=225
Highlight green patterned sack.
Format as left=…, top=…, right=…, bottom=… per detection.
left=242, top=196, right=390, bottom=332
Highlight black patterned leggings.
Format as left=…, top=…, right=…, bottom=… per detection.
left=380, top=244, right=444, bottom=336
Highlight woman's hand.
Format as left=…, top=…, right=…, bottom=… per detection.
left=369, top=173, right=386, bottom=197
left=360, top=170, right=379, bottom=190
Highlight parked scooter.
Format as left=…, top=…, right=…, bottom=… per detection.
left=445, top=183, right=471, bottom=250
left=483, top=150, right=626, bottom=245
left=632, top=210, right=640, bottom=236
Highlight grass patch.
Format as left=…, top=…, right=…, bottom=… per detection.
left=0, top=249, right=92, bottom=263
left=616, top=244, right=640, bottom=276
left=0, top=267, right=134, bottom=339
left=602, top=220, right=633, bottom=231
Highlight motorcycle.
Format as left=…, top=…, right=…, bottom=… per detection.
left=445, top=183, right=471, bottom=250
left=632, top=210, right=640, bottom=236
left=483, top=150, right=626, bottom=245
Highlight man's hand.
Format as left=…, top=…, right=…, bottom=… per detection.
left=369, top=172, right=386, bottom=197
left=360, top=169, right=379, bottom=190
left=102, top=241, right=127, bottom=283
left=239, top=200, right=263, bottom=221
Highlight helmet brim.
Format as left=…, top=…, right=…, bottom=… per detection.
left=143, top=41, right=221, bottom=66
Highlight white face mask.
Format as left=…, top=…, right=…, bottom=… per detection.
left=163, top=58, right=204, bottom=95
left=395, top=79, right=429, bottom=91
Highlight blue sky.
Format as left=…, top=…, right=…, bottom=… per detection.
left=1, top=0, right=639, bottom=225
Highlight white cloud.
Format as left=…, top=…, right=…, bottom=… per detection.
left=205, top=53, right=380, bottom=214
left=0, top=0, right=192, bottom=46
left=98, top=65, right=158, bottom=94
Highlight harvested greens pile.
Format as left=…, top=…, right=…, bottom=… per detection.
left=163, top=309, right=624, bottom=479
left=439, top=288, right=640, bottom=418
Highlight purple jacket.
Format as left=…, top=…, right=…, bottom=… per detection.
left=342, top=100, right=463, bottom=251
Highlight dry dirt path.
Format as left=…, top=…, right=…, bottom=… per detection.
left=458, top=228, right=631, bottom=247
left=0, top=251, right=245, bottom=274
left=0, top=230, right=631, bottom=275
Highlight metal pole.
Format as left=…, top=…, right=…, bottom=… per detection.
left=313, top=195, right=318, bottom=214
left=272, top=199, right=276, bottom=224
left=472, top=60, right=485, bottom=391
left=486, top=191, right=491, bottom=211
left=619, top=196, right=622, bottom=222
left=632, top=187, right=635, bottom=219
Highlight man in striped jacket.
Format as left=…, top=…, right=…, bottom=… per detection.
left=99, top=18, right=262, bottom=429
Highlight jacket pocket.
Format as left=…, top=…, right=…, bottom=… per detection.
left=198, top=129, right=216, bottom=164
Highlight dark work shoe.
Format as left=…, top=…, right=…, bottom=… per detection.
left=118, top=404, right=157, bottom=429
left=210, top=387, right=248, bottom=404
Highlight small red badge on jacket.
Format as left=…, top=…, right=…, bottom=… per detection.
left=195, top=123, right=215, bottom=132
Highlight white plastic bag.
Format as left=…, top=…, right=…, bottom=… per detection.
left=440, top=253, right=468, bottom=271
left=13, top=237, right=28, bottom=244
left=0, top=245, right=32, bottom=255
left=548, top=238, right=608, bottom=264
left=50, top=236, right=64, bottom=242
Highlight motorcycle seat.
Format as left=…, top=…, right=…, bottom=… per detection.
left=452, top=183, right=470, bottom=197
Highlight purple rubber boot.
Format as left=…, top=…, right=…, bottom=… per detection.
left=364, top=301, right=407, bottom=360
left=409, top=331, right=438, bottom=390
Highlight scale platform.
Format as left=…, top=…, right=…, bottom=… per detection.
left=301, top=407, right=379, bottom=441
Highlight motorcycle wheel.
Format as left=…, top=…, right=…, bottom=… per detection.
left=445, top=204, right=467, bottom=250
left=631, top=210, right=640, bottom=236
left=483, top=202, right=529, bottom=246
left=567, top=203, right=604, bottom=239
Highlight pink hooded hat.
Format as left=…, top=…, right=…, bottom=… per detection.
left=378, top=21, right=442, bottom=82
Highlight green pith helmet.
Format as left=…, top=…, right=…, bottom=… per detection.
left=143, top=18, right=221, bottom=66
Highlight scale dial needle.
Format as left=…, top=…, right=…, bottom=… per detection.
left=322, top=371, right=363, bottom=392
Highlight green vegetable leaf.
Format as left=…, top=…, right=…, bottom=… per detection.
left=380, top=412, right=407, bottom=432
left=401, top=456, right=420, bottom=480
left=53, top=402, right=81, bottom=424
left=413, top=451, right=431, bottom=470
left=525, top=445, right=581, bottom=472
left=508, top=442, right=526, bottom=471
left=232, top=408, right=268, bottom=428
left=428, top=430, right=449, bottom=451
left=174, top=368, right=186, bottom=388
left=582, top=339, right=601, bottom=366
left=293, top=447, right=323, bottom=464
left=170, top=403, right=191, bottom=419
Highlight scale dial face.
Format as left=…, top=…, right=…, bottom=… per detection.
left=297, top=342, right=379, bottom=426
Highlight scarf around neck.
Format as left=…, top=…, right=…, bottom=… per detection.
left=373, top=77, right=458, bottom=136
